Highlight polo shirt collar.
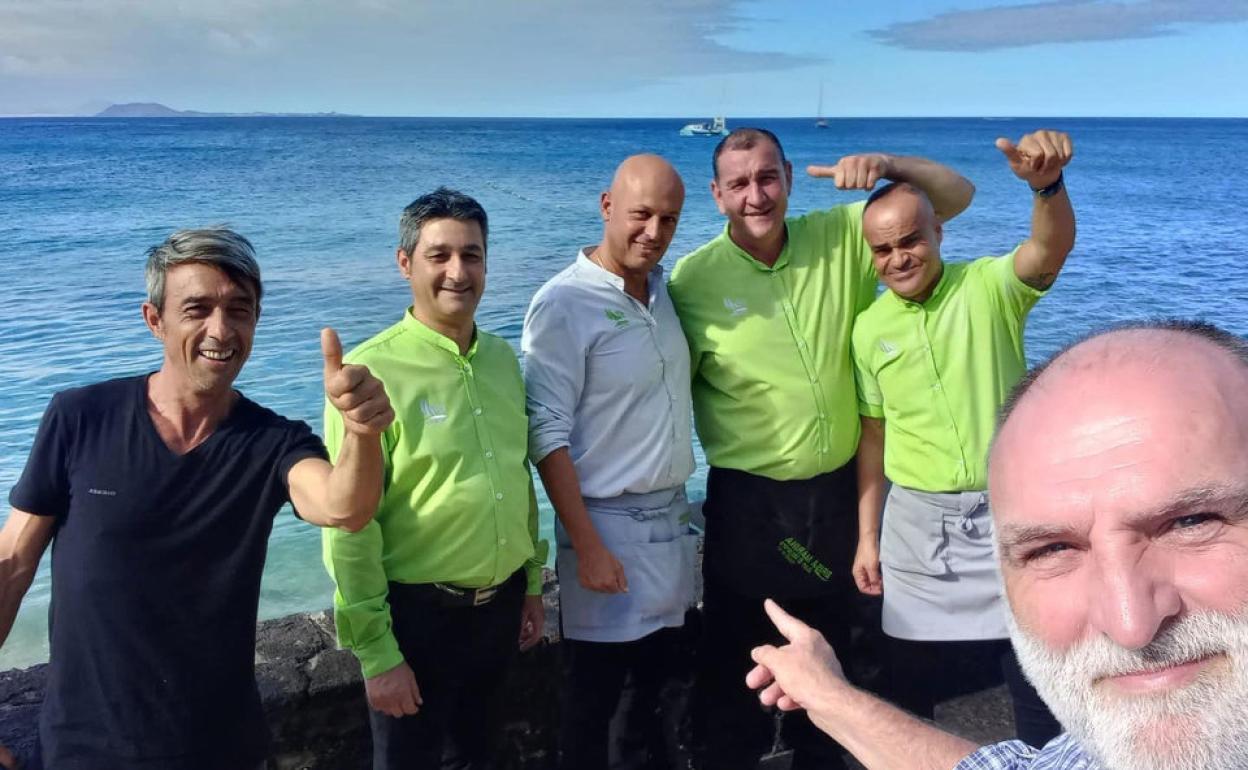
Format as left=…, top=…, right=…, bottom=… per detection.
left=401, top=309, right=479, bottom=359
left=577, top=247, right=666, bottom=305
left=721, top=222, right=791, bottom=271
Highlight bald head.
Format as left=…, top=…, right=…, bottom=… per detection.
left=861, top=182, right=944, bottom=302
left=992, top=323, right=1248, bottom=499
left=597, top=154, right=685, bottom=276
left=609, top=154, right=685, bottom=200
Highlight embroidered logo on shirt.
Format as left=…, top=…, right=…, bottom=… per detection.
left=420, top=399, right=448, bottom=424
left=723, top=298, right=748, bottom=317
left=604, top=309, right=629, bottom=328
left=87, top=488, right=117, bottom=496
left=878, top=339, right=900, bottom=356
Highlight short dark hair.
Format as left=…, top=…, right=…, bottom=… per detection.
left=864, top=181, right=925, bottom=213
left=145, top=227, right=262, bottom=312
left=712, top=128, right=788, bottom=180
left=999, top=319, right=1248, bottom=428
left=399, top=187, right=489, bottom=254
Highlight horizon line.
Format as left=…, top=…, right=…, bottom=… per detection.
left=2, top=113, right=1246, bottom=120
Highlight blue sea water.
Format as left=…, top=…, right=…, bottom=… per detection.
left=1, top=116, right=1245, bottom=670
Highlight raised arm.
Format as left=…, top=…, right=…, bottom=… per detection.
left=853, top=416, right=886, bottom=596
left=996, top=130, right=1075, bottom=291
left=0, top=508, right=54, bottom=647
left=288, top=328, right=392, bottom=532
left=808, top=155, right=976, bottom=222
left=747, top=599, right=979, bottom=770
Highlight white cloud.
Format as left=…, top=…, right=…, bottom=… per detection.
left=0, top=0, right=811, bottom=113
left=868, top=0, right=1248, bottom=52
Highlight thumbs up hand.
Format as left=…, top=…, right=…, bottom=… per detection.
left=322, top=328, right=394, bottom=437
left=996, top=130, right=1072, bottom=189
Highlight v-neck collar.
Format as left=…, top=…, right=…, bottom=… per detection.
left=139, top=373, right=242, bottom=459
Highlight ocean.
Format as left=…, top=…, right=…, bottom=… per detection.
left=1, top=116, right=1245, bottom=670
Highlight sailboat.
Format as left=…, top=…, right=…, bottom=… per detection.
left=815, top=82, right=829, bottom=129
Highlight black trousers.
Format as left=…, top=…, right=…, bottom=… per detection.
left=693, top=465, right=858, bottom=770
left=887, top=637, right=1062, bottom=749
left=369, top=571, right=525, bottom=770
left=558, top=625, right=691, bottom=770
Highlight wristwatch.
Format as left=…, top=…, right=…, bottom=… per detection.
left=1031, top=173, right=1064, bottom=199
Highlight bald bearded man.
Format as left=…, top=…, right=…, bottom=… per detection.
left=523, top=155, right=697, bottom=770
left=746, top=319, right=1248, bottom=770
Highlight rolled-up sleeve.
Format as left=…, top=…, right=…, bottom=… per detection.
left=521, top=293, right=585, bottom=464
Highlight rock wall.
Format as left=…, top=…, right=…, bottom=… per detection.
left=0, top=572, right=1015, bottom=769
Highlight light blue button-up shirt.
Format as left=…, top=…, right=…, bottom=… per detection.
left=956, top=733, right=1102, bottom=770
left=522, top=249, right=695, bottom=499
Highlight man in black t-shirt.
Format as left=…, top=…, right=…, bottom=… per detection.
left=0, top=228, right=394, bottom=770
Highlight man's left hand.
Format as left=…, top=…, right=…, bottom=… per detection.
left=807, top=153, right=894, bottom=190
left=995, top=130, right=1073, bottom=189
left=518, top=594, right=544, bottom=651
left=323, top=328, right=394, bottom=436
left=746, top=599, right=849, bottom=712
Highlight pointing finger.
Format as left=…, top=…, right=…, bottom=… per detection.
left=762, top=598, right=805, bottom=642
left=806, top=164, right=839, bottom=179
left=995, top=137, right=1021, bottom=165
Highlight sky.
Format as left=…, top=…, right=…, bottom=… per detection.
left=1, top=0, right=1246, bottom=117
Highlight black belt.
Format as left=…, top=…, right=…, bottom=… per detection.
left=390, top=570, right=521, bottom=608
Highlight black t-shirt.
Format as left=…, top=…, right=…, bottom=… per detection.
left=8, top=375, right=328, bottom=769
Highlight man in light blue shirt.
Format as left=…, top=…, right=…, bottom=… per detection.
left=744, top=320, right=1248, bottom=770
left=522, top=154, right=696, bottom=770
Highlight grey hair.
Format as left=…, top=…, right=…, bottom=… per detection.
left=145, top=227, right=263, bottom=312
left=398, top=187, right=489, bottom=255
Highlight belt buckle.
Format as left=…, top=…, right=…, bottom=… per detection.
left=472, top=585, right=499, bottom=606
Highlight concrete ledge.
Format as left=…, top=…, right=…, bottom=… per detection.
left=0, top=573, right=1016, bottom=769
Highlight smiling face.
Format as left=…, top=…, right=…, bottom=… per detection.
left=398, top=216, right=486, bottom=335
left=599, top=154, right=685, bottom=277
left=991, top=331, right=1248, bottom=770
left=863, top=187, right=944, bottom=303
left=711, top=140, right=792, bottom=254
left=142, top=262, right=258, bottom=398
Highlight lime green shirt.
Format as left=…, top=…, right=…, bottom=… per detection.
left=668, top=203, right=876, bottom=481
left=322, top=311, right=548, bottom=677
left=851, top=251, right=1044, bottom=492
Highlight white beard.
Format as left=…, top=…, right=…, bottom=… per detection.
left=1009, top=610, right=1248, bottom=770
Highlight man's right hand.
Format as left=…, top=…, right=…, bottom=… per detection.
left=365, top=661, right=422, bottom=718
left=747, top=599, right=849, bottom=713
left=852, top=539, right=883, bottom=596
left=0, top=742, right=16, bottom=769
left=577, top=541, right=628, bottom=593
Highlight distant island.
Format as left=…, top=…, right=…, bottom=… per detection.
left=95, top=102, right=353, bottom=118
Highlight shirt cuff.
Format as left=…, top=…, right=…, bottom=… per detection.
left=858, top=401, right=885, bottom=419
left=348, top=629, right=406, bottom=679
left=524, top=558, right=547, bottom=596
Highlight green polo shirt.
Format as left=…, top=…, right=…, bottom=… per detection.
left=668, top=202, right=876, bottom=481
left=851, top=251, right=1044, bottom=492
left=322, top=311, right=548, bottom=677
